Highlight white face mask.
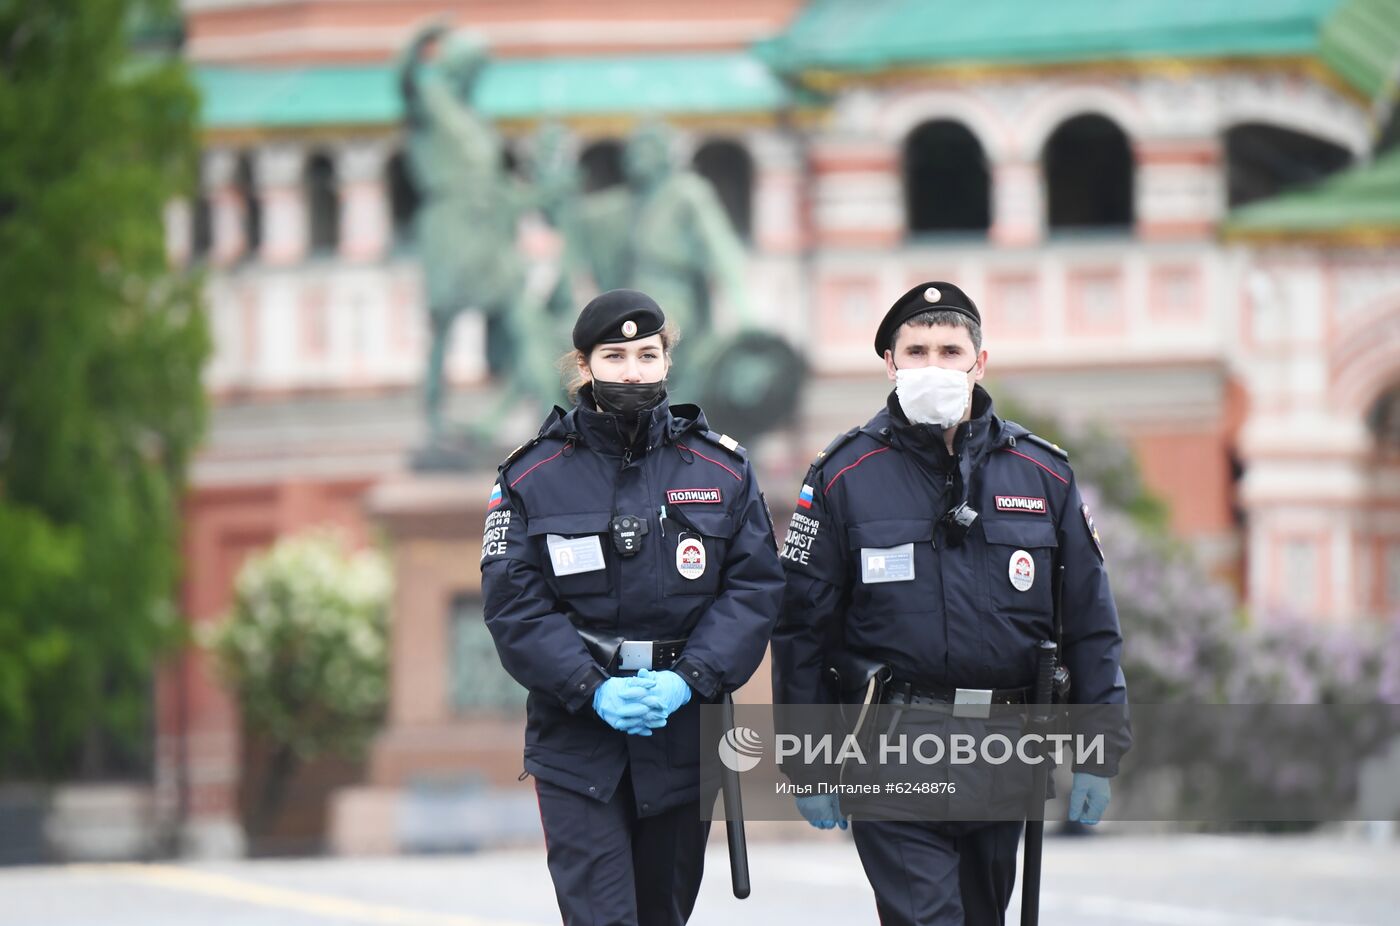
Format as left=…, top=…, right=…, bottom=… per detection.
left=894, top=362, right=976, bottom=429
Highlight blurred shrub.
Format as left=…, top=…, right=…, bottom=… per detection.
left=208, top=531, right=390, bottom=831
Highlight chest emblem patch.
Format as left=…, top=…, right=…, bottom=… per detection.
left=995, top=495, right=1046, bottom=514
left=667, top=487, right=722, bottom=505
left=1008, top=549, right=1035, bottom=592
left=676, top=535, right=707, bottom=580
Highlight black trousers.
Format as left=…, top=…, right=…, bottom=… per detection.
left=851, top=820, right=1024, bottom=926
left=535, top=771, right=711, bottom=926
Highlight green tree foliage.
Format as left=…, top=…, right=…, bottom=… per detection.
left=0, top=0, right=209, bottom=777
left=208, top=531, right=390, bottom=834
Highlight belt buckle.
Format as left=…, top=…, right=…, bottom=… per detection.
left=952, top=688, right=993, bottom=719
left=618, top=640, right=654, bottom=672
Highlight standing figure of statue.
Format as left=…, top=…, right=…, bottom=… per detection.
left=570, top=122, right=803, bottom=438
left=398, top=23, right=555, bottom=451
left=577, top=122, right=751, bottom=346
left=524, top=122, right=585, bottom=325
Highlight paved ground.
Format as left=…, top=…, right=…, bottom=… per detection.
left=3, top=830, right=1399, bottom=925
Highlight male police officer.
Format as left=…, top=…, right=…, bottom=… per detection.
left=771, top=282, right=1130, bottom=926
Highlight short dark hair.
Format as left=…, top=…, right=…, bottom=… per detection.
left=894, top=310, right=982, bottom=353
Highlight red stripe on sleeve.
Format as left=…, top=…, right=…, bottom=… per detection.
left=509, top=448, right=566, bottom=489
left=1000, top=448, right=1070, bottom=485
left=823, top=447, right=891, bottom=495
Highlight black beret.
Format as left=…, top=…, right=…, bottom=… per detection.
left=873, top=281, right=981, bottom=356
left=572, top=289, right=666, bottom=352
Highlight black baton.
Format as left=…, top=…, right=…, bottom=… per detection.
left=720, top=692, right=751, bottom=899
left=1020, top=639, right=1059, bottom=926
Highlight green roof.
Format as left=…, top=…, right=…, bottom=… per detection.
left=1319, top=0, right=1400, bottom=98
left=197, top=52, right=793, bottom=129
left=761, top=0, right=1400, bottom=98
left=1225, top=148, right=1400, bottom=242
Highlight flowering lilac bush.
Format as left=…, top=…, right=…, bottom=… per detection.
left=1002, top=399, right=1400, bottom=822
left=997, top=390, right=1399, bottom=707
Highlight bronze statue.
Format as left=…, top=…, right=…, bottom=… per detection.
left=570, top=123, right=803, bottom=437
left=576, top=122, right=752, bottom=344
left=398, top=23, right=557, bottom=449
left=397, top=28, right=804, bottom=453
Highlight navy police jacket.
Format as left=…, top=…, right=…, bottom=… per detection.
left=481, top=389, right=784, bottom=814
left=772, top=386, right=1131, bottom=774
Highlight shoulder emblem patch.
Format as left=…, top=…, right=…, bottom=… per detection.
left=796, top=483, right=815, bottom=510
left=1082, top=503, right=1104, bottom=560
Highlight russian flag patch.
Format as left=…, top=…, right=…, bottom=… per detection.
left=796, top=483, right=814, bottom=510
left=487, top=483, right=503, bottom=510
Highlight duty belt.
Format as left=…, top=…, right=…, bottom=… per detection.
left=882, top=678, right=1029, bottom=719
left=576, top=626, right=688, bottom=674
left=615, top=638, right=688, bottom=673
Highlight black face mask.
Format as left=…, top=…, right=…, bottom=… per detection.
left=592, top=379, right=667, bottom=417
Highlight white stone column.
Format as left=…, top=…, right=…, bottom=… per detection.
left=164, top=198, right=191, bottom=266
left=808, top=136, right=902, bottom=249
left=1134, top=138, right=1222, bottom=241
left=203, top=148, right=243, bottom=266
left=335, top=140, right=393, bottom=263
left=990, top=159, right=1043, bottom=247
left=750, top=131, right=805, bottom=255
left=254, top=144, right=307, bottom=266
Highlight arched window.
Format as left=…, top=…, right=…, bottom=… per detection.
left=903, top=120, right=989, bottom=235
left=235, top=152, right=261, bottom=260
left=386, top=150, right=420, bottom=248
left=1370, top=385, right=1400, bottom=454
left=500, top=143, right=521, bottom=178
left=1224, top=123, right=1353, bottom=209
left=191, top=193, right=212, bottom=261
left=305, top=151, right=339, bottom=255
left=692, top=139, right=753, bottom=239
left=1044, top=114, right=1134, bottom=231
left=579, top=139, right=625, bottom=193
left=1379, top=107, right=1400, bottom=157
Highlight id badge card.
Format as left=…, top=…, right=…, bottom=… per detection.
left=860, top=543, right=915, bottom=583
left=546, top=534, right=606, bottom=577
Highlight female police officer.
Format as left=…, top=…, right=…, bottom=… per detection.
left=480, top=288, right=784, bottom=926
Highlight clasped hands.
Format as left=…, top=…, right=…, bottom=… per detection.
left=592, top=667, right=692, bottom=735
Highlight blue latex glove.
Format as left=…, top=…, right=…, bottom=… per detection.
left=635, top=668, right=691, bottom=719
left=796, top=793, right=846, bottom=830
left=593, top=676, right=663, bottom=736
left=1068, top=772, right=1111, bottom=825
